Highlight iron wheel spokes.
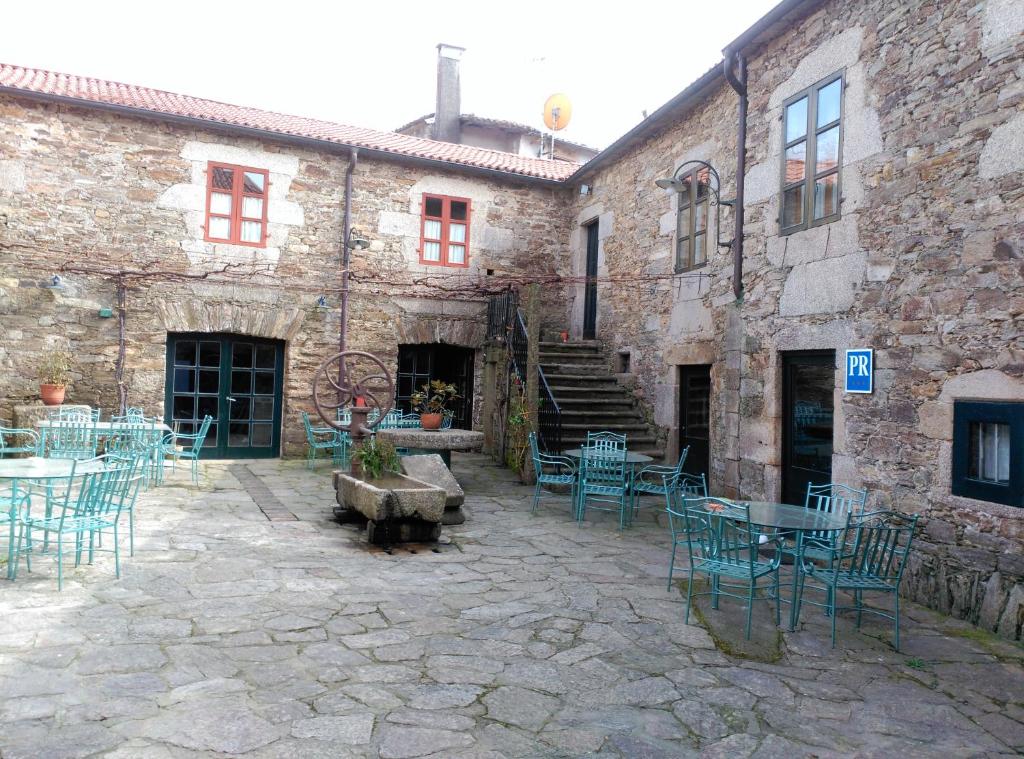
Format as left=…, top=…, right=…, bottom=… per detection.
left=312, top=350, right=395, bottom=431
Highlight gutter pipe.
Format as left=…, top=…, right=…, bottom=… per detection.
left=340, top=148, right=358, bottom=356
left=723, top=52, right=747, bottom=301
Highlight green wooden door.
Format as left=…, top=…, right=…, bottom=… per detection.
left=165, top=333, right=284, bottom=459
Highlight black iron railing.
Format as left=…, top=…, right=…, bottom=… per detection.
left=486, top=288, right=519, bottom=341
left=497, top=299, right=561, bottom=454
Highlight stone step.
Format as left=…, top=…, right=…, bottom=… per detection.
left=562, top=422, right=651, bottom=432
left=558, top=410, right=642, bottom=422
left=539, top=340, right=604, bottom=352
left=541, top=363, right=612, bottom=375
left=549, top=385, right=627, bottom=396
left=556, top=397, right=635, bottom=408
left=545, top=374, right=620, bottom=384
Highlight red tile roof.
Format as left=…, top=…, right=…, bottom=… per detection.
left=0, top=63, right=579, bottom=182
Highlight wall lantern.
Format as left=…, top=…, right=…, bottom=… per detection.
left=655, top=160, right=734, bottom=250
left=43, top=274, right=65, bottom=291
left=346, top=227, right=370, bottom=251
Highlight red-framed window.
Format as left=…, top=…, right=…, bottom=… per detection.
left=204, top=162, right=270, bottom=247
left=419, top=195, right=471, bottom=267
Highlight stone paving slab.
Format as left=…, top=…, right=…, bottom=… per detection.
left=0, top=454, right=1021, bottom=757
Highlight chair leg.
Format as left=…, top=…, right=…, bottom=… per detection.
left=830, top=583, right=838, bottom=648
left=57, top=533, right=64, bottom=591
left=531, top=480, right=542, bottom=513
left=745, top=582, right=755, bottom=640
left=114, top=523, right=121, bottom=579
left=774, top=571, right=781, bottom=627
left=685, top=571, right=696, bottom=625
left=666, top=541, right=678, bottom=591
left=893, top=593, right=901, bottom=652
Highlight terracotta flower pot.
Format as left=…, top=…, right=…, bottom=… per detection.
left=40, top=384, right=66, bottom=406
left=420, top=412, right=443, bottom=430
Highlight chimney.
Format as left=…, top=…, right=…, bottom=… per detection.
left=433, top=43, right=465, bottom=143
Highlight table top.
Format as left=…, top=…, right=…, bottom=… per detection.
left=735, top=500, right=848, bottom=532
left=36, top=420, right=171, bottom=432
left=376, top=428, right=485, bottom=451
left=0, top=457, right=107, bottom=480
left=562, top=448, right=654, bottom=465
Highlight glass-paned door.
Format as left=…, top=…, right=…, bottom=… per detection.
left=782, top=351, right=835, bottom=504
left=396, top=344, right=475, bottom=429
left=679, top=365, right=711, bottom=479
left=165, top=333, right=284, bottom=458
left=583, top=220, right=599, bottom=340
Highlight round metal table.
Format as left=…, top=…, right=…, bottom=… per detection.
left=0, top=457, right=106, bottom=480
left=561, top=449, right=653, bottom=465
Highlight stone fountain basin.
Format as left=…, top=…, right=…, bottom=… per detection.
left=335, top=472, right=447, bottom=523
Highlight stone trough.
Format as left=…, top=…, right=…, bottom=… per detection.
left=333, top=471, right=447, bottom=545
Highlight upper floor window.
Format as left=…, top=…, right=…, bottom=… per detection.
left=675, top=166, right=710, bottom=272
left=781, top=73, right=843, bottom=234
left=952, top=400, right=1023, bottom=507
left=420, top=195, right=470, bottom=267
left=204, top=162, right=269, bottom=247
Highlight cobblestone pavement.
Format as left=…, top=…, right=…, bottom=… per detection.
left=1, top=455, right=1022, bottom=758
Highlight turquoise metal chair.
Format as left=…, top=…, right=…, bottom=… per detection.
left=631, top=445, right=690, bottom=515
left=577, top=445, right=630, bottom=528
left=681, top=497, right=783, bottom=640
left=42, top=420, right=99, bottom=460
left=110, top=407, right=145, bottom=424
left=663, top=471, right=708, bottom=590
left=441, top=411, right=455, bottom=429
left=527, top=431, right=576, bottom=515
left=0, top=427, right=40, bottom=458
left=795, top=510, right=918, bottom=651
left=791, top=482, right=869, bottom=562
left=168, top=415, right=213, bottom=484
left=302, top=411, right=347, bottom=469
left=13, top=458, right=140, bottom=590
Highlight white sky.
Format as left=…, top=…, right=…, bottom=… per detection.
left=4, top=0, right=781, bottom=150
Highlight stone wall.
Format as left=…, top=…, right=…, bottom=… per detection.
left=0, top=95, right=571, bottom=456
left=564, top=0, right=1024, bottom=638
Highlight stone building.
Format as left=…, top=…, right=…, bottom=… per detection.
left=562, top=0, right=1023, bottom=639
left=0, top=0, right=1021, bottom=639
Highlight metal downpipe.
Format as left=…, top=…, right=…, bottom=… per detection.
left=723, top=52, right=747, bottom=301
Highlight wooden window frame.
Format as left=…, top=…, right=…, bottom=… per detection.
left=780, top=71, right=844, bottom=235
left=952, top=400, right=1023, bottom=507
left=419, top=194, right=471, bottom=268
left=203, top=162, right=270, bottom=248
left=674, top=167, right=710, bottom=273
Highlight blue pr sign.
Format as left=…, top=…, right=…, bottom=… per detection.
left=844, top=349, right=873, bottom=394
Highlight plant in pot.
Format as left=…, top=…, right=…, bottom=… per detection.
left=352, top=438, right=400, bottom=480
left=410, top=380, right=460, bottom=430
left=38, top=349, right=73, bottom=406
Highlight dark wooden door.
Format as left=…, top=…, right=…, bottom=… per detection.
left=396, top=344, right=475, bottom=429
left=782, top=351, right=835, bottom=504
left=165, top=333, right=284, bottom=459
left=583, top=220, right=599, bottom=339
left=679, top=365, right=711, bottom=478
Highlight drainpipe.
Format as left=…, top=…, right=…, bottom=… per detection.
left=723, top=52, right=747, bottom=301
left=340, top=148, right=358, bottom=356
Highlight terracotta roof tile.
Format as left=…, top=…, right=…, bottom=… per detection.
left=0, top=63, right=579, bottom=182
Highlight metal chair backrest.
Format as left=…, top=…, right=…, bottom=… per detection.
left=585, top=431, right=626, bottom=456
left=111, top=407, right=146, bottom=424
left=528, top=431, right=542, bottom=466
left=337, top=408, right=352, bottom=425
left=378, top=409, right=403, bottom=429
left=0, top=427, right=40, bottom=457
left=68, top=460, right=138, bottom=527
left=664, top=472, right=709, bottom=543
left=190, top=416, right=214, bottom=455
left=45, top=421, right=100, bottom=460
left=48, top=406, right=100, bottom=422
left=804, top=482, right=868, bottom=545
left=681, top=497, right=763, bottom=576
left=671, top=445, right=691, bottom=477
left=441, top=411, right=455, bottom=429
left=580, top=444, right=627, bottom=489
left=837, top=510, right=918, bottom=584
left=301, top=411, right=317, bottom=440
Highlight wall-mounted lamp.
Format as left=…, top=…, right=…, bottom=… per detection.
left=654, top=160, right=733, bottom=249
left=346, top=227, right=370, bottom=250
left=315, top=295, right=329, bottom=309
left=44, top=274, right=65, bottom=290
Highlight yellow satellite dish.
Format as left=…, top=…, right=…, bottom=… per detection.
left=543, top=93, right=572, bottom=131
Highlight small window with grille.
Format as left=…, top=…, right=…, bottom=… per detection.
left=204, top=162, right=269, bottom=247
left=952, top=400, right=1023, bottom=507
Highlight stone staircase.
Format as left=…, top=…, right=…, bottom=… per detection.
left=539, top=340, right=664, bottom=460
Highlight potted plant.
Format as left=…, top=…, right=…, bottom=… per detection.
left=352, top=438, right=400, bottom=480
left=38, top=349, right=73, bottom=406
left=409, top=380, right=460, bottom=430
